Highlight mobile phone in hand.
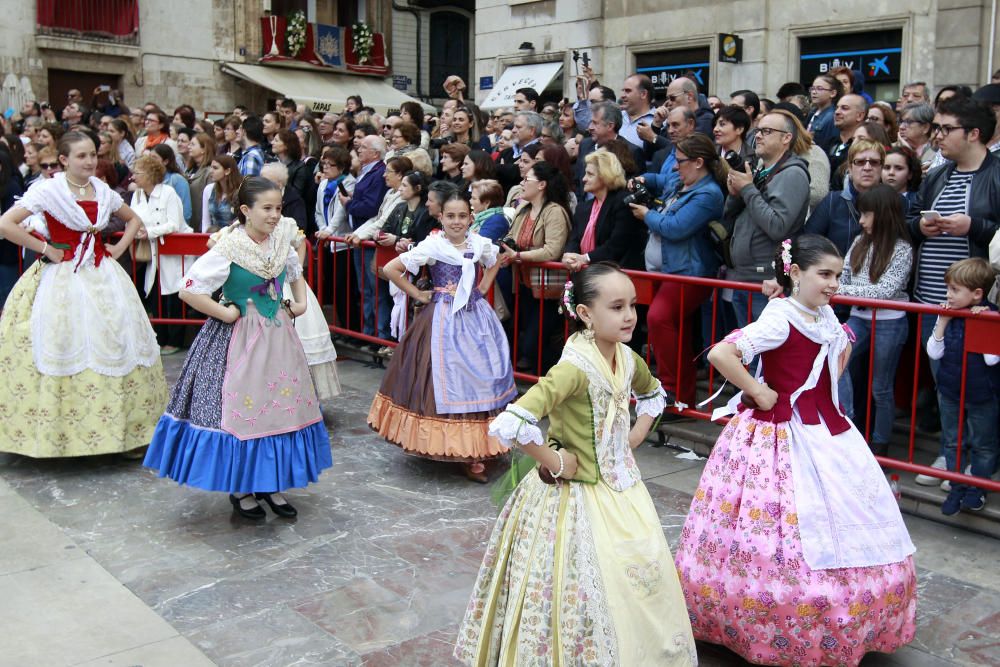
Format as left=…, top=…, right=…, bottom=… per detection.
left=337, top=181, right=349, bottom=197
left=921, top=210, right=941, bottom=221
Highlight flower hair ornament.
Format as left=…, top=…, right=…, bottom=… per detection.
left=780, top=238, right=792, bottom=274
left=559, top=280, right=577, bottom=319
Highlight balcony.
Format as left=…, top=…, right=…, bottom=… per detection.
left=36, top=0, right=140, bottom=46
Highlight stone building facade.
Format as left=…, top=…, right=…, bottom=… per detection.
left=474, top=0, right=1000, bottom=106
left=0, top=0, right=471, bottom=117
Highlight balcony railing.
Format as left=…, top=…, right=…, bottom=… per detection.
left=36, top=0, right=140, bottom=46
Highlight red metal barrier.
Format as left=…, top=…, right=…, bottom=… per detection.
left=13, top=231, right=997, bottom=491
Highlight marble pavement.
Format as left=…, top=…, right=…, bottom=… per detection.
left=1, top=355, right=998, bottom=666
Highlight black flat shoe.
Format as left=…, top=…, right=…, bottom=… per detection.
left=229, top=493, right=266, bottom=520
left=255, top=493, right=298, bottom=518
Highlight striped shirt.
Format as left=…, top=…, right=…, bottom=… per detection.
left=914, top=171, right=973, bottom=304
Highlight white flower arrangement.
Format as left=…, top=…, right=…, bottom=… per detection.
left=352, top=22, right=374, bottom=63
left=286, top=10, right=306, bottom=57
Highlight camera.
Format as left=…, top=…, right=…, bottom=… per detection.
left=497, top=237, right=519, bottom=252
left=724, top=150, right=744, bottom=173
left=623, top=181, right=653, bottom=207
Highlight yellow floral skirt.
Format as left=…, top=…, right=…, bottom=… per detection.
left=454, top=473, right=697, bottom=666
left=0, top=265, right=169, bottom=458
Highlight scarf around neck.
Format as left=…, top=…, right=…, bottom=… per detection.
left=472, top=206, right=505, bottom=233
left=211, top=217, right=297, bottom=279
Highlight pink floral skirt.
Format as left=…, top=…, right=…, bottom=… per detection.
left=673, top=413, right=917, bottom=667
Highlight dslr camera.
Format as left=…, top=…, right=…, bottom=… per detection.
left=723, top=150, right=745, bottom=173
left=623, top=181, right=653, bottom=207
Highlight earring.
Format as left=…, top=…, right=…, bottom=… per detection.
left=793, top=280, right=800, bottom=296
left=582, top=323, right=595, bottom=341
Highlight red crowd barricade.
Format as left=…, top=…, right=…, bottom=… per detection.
left=8, top=230, right=998, bottom=492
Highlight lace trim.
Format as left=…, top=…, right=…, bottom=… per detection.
left=723, top=329, right=756, bottom=366
left=635, top=385, right=667, bottom=419
left=570, top=484, right=619, bottom=664
left=507, top=403, right=538, bottom=424
left=488, top=410, right=544, bottom=447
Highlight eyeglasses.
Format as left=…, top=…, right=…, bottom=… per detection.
left=144, top=117, right=157, bottom=123
left=40, top=162, right=59, bottom=170
left=675, top=157, right=695, bottom=164
left=522, top=176, right=540, bottom=183
left=851, top=158, right=883, bottom=168
left=757, top=127, right=790, bottom=137
left=930, top=123, right=968, bottom=137
left=809, top=86, right=833, bottom=93
left=898, top=119, right=925, bottom=127
left=321, top=161, right=335, bottom=168
left=666, top=93, right=684, bottom=102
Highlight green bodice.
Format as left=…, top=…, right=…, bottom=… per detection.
left=223, top=264, right=286, bottom=319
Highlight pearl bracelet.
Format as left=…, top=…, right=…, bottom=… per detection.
left=551, top=449, right=565, bottom=479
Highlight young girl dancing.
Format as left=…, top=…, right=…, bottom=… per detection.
left=367, top=191, right=515, bottom=483
left=143, top=177, right=332, bottom=519
left=674, top=234, right=917, bottom=666
left=0, top=131, right=168, bottom=458
left=455, top=262, right=697, bottom=666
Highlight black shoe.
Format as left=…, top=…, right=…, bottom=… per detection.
left=663, top=390, right=677, bottom=407
left=229, top=493, right=266, bottom=520
left=255, top=492, right=298, bottom=518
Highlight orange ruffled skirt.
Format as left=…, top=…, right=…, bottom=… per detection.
left=367, top=299, right=506, bottom=462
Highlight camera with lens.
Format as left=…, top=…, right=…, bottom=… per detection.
left=724, top=150, right=745, bottom=173
left=623, top=181, right=653, bottom=207
left=497, top=237, right=519, bottom=252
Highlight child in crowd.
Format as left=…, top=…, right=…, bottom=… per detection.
left=455, top=262, right=696, bottom=665
left=676, top=235, right=916, bottom=666
left=367, top=190, right=514, bottom=483
left=837, top=184, right=913, bottom=456
left=927, top=257, right=1000, bottom=515
left=144, top=177, right=332, bottom=520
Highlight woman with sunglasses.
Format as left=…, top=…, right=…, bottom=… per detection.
left=804, top=138, right=887, bottom=257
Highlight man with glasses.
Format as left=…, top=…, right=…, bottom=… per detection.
left=906, top=95, right=1000, bottom=485
left=725, top=111, right=811, bottom=326
left=318, top=113, right=337, bottom=144
left=574, top=101, right=645, bottom=195
left=828, top=94, right=868, bottom=189
left=661, top=76, right=714, bottom=136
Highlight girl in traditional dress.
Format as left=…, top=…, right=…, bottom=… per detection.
left=367, top=191, right=515, bottom=483
left=0, top=131, right=168, bottom=458
left=143, top=177, right=332, bottom=519
left=455, top=262, right=697, bottom=666
left=675, top=234, right=917, bottom=666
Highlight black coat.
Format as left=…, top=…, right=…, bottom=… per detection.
left=564, top=188, right=648, bottom=270
left=574, top=137, right=646, bottom=197
left=383, top=202, right=438, bottom=244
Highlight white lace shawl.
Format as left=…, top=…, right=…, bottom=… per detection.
left=399, top=231, right=498, bottom=313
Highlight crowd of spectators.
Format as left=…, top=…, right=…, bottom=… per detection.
left=2, top=68, right=1000, bottom=500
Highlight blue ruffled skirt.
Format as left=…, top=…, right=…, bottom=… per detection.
left=144, top=316, right=332, bottom=493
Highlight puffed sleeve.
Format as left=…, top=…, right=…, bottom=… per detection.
left=284, top=242, right=303, bottom=282
left=630, top=351, right=667, bottom=418
left=722, top=301, right=791, bottom=365
left=487, top=362, right=587, bottom=448
left=478, top=237, right=499, bottom=269
left=15, top=179, right=50, bottom=214
left=181, top=248, right=231, bottom=294
left=107, top=187, right=125, bottom=214
left=399, top=236, right=434, bottom=275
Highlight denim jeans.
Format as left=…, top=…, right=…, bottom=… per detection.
left=351, top=247, right=391, bottom=339
left=939, top=393, right=1000, bottom=483
left=838, top=316, right=908, bottom=447
left=730, top=286, right=767, bottom=329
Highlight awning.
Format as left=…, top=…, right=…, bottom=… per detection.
left=221, top=62, right=436, bottom=115
left=480, top=62, right=563, bottom=109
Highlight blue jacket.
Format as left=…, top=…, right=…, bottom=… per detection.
left=809, top=106, right=838, bottom=153
left=475, top=211, right=509, bottom=243
left=164, top=172, right=192, bottom=224
left=346, top=161, right=388, bottom=230
left=644, top=174, right=724, bottom=276
left=937, top=301, right=1000, bottom=403
left=804, top=179, right=862, bottom=257
left=642, top=148, right=679, bottom=201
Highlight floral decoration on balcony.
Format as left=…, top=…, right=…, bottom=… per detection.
left=286, top=10, right=307, bottom=57
left=352, top=22, right=374, bottom=64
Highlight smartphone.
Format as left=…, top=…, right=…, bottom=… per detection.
left=337, top=181, right=349, bottom=197
left=99, top=85, right=111, bottom=92
left=921, top=210, right=941, bottom=221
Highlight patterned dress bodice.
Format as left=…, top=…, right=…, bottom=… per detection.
left=429, top=253, right=484, bottom=308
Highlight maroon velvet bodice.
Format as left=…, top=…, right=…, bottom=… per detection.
left=745, top=326, right=851, bottom=434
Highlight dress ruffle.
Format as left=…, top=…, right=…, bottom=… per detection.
left=143, top=414, right=332, bottom=493
left=367, top=392, right=506, bottom=462
left=634, top=386, right=668, bottom=419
